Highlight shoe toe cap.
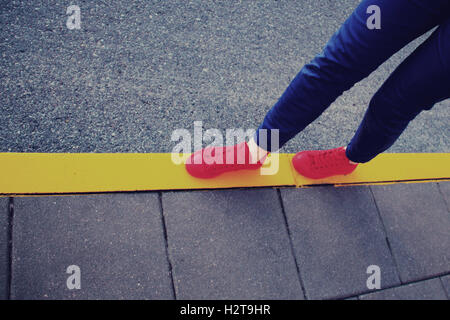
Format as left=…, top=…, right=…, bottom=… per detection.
left=185, top=150, right=217, bottom=178
left=292, top=151, right=310, bottom=168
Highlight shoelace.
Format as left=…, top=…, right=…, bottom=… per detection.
left=202, top=145, right=252, bottom=169
left=310, top=149, right=346, bottom=169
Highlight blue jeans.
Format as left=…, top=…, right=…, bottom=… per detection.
left=255, top=0, right=450, bottom=162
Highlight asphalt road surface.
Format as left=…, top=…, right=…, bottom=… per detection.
left=1, top=0, right=448, bottom=153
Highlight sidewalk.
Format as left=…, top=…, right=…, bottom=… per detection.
left=1, top=181, right=449, bottom=300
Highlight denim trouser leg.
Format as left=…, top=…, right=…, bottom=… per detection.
left=346, top=18, right=450, bottom=162
left=255, top=0, right=450, bottom=159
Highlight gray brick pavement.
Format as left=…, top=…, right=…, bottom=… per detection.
left=280, top=186, right=400, bottom=299
left=162, top=188, right=304, bottom=299
left=370, top=183, right=450, bottom=283
left=1, top=182, right=449, bottom=300
left=11, top=194, right=173, bottom=299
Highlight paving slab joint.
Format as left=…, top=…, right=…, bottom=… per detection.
left=356, top=271, right=450, bottom=299
left=439, top=278, right=450, bottom=300
left=436, top=183, right=450, bottom=212
left=368, top=186, right=403, bottom=284
left=6, top=197, right=13, bottom=300
left=158, top=192, right=177, bottom=300
left=276, top=189, right=308, bottom=299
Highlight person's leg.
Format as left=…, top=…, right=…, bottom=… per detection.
left=345, top=18, right=450, bottom=163
left=185, top=0, right=450, bottom=179
left=254, top=0, right=450, bottom=153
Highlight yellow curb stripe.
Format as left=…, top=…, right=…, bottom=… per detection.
left=289, top=153, right=450, bottom=187
left=0, top=152, right=448, bottom=195
left=0, top=153, right=294, bottom=195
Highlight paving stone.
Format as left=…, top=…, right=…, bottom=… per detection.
left=0, top=198, right=9, bottom=300
left=162, top=188, right=304, bottom=300
left=280, top=186, right=400, bottom=299
left=371, top=183, right=450, bottom=283
left=441, top=275, right=450, bottom=299
left=360, top=278, right=447, bottom=300
left=438, top=181, right=450, bottom=212
left=12, top=193, right=173, bottom=299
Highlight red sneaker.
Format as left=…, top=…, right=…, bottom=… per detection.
left=292, top=147, right=358, bottom=179
left=185, top=142, right=265, bottom=179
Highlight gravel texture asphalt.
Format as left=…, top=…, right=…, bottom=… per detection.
left=1, top=0, right=448, bottom=153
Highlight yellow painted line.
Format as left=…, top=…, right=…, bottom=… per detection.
left=0, top=152, right=448, bottom=195
left=0, top=153, right=294, bottom=195
left=289, top=153, right=450, bottom=187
